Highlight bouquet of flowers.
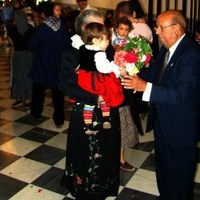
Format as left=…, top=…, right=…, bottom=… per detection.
left=114, top=34, right=153, bottom=76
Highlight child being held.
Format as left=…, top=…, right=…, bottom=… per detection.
left=78, top=22, right=124, bottom=134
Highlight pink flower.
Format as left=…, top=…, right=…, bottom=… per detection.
left=114, top=50, right=127, bottom=67
left=94, top=153, right=102, bottom=158
left=134, top=48, right=140, bottom=53
left=121, top=38, right=128, bottom=45
left=124, top=52, right=138, bottom=63
left=76, top=175, right=83, bottom=185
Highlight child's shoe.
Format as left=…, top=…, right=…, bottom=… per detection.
left=102, top=117, right=111, bottom=129
left=84, top=124, right=98, bottom=135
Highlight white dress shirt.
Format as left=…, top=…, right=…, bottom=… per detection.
left=142, top=34, right=185, bottom=102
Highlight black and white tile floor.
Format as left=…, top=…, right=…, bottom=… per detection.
left=0, top=42, right=200, bottom=200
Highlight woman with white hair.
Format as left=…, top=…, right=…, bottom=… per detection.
left=60, top=9, right=121, bottom=200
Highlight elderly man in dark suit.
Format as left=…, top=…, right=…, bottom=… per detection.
left=122, top=10, right=200, bottom=200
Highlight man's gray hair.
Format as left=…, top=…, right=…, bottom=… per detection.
left=75, top=9, right=104, bottom=35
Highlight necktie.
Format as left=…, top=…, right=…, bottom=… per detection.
left=158, top=50, right=170, bottom=82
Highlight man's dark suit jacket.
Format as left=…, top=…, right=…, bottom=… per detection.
left=140, top=34, right=200, bottom=147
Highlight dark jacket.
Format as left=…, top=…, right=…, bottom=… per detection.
left=29, top=22, right=71, bottom=88
left=141, top=34, right=200, bottom=146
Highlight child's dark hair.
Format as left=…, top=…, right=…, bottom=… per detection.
left=81, top=22, right=111, bottom=45
left=114, top=17, right=133, bottom=31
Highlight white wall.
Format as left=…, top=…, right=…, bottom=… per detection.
left=59, top=0, right=122, bottom=10
left=59, top=0, right=198, bottom=19
left=59, top=0, right=187, bottom=14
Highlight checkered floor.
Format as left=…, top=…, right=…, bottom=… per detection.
left=0, top=41, right=200, bottom=200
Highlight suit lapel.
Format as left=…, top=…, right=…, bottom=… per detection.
left=159, top=35, right=187, bottom=82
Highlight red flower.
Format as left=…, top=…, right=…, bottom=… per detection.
left=144, top=54, right=152, bottom=65
left=124, top=51, right=138, bottom=63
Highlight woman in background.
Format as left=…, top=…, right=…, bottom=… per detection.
left=29, top=2, right=71, bottom=127
left=115, top=0, right=153, bottom=42
left=8, top=0, right=33, bottom=108
left=114, top=0, right=153, bottom=171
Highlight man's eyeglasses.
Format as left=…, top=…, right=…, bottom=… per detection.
left=155, top=24, right=177, bottom=31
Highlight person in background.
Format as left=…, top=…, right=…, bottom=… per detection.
left=26, top=12, right=35, bottom=27
left=111, top=16, right=140, bottom=171
left=115, top=0, right=153, bottom=42
left=115, top=0, right=145, bottom=24
left=0, top=1, right=3, bottom=25
left=31, top=4, right=43, bottom=27
left=0, top=1, right=4, bottom=44
left=60, top=9, right=121, bottom=200
left=121, top=10, right=200, bottom=200
left=130, top=0, right=146, bottom=22
left=104, top=9, right=114, bottom=30
left=76, top=0, right=96, bottom=12
left=194, top=21, right=200, bottom=45
left=1, top=0, right=14, bottom=46
left=28, top=2, right=71, bottom=127
left=115, top=0, right=153, bottom=117
left=13, top=0, right=28, bottom=35
left=115, top=0, right=153, bottom=120
left=8, top=0, right=33, bottom=109
left=65, top=9, right=80, bottom=37
left=114, top=0, right=151, bottom=171
left=112, top=16, right=133, bottom=46
left=63, top=6, right=72, bottom=17
left=60, top=5, right=71, bottom=25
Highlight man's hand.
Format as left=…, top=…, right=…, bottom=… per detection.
left=121, top=75, right=147, bottom=92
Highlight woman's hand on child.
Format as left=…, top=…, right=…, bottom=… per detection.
left=98, top=95, right=104, bottom=108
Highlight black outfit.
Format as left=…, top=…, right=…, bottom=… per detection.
left=79, top=45, right=101, bottom=71
left=28, top=18, right=71, bottom=125
left=60, top=43, right=121, bottom=200
left=31, top=82, right=64, bottom=125
left=128, top=90, right=144, bottom=135
left=8, top=24, right=33, bottom=101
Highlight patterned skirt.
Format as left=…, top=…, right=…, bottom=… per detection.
left=119, top=105, right=139, bottom=148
